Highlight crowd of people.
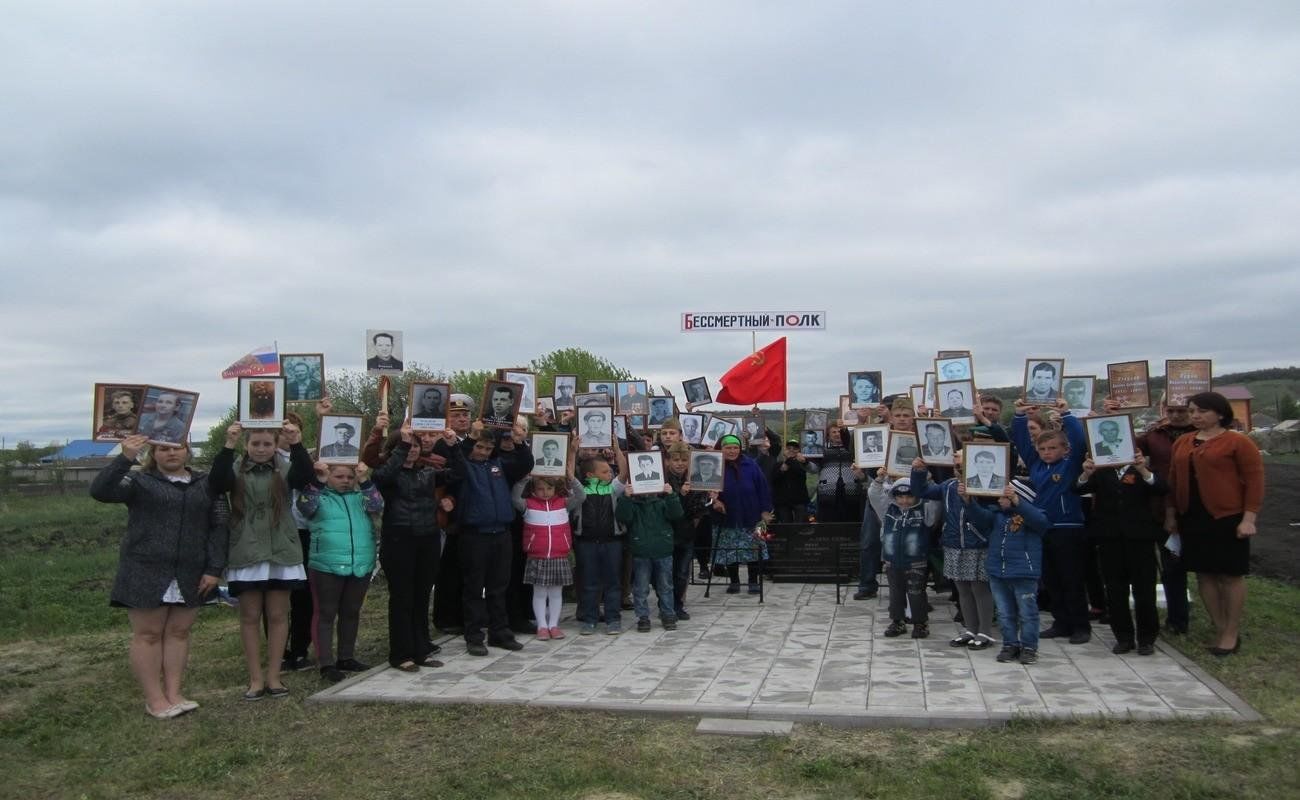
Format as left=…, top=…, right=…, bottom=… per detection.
left=92, top=375, right=1264, bottom=718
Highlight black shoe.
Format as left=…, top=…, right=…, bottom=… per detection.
left=853, top=590, right=878, bottom=601
left=725, top=583, right=740, bottom=594
left=320, top=665, right=347, bottom=683
left=336, top=658, right=371, bottom=672
left=950, top=631, right=975, bottom=647
left=1018, top=648, right=1039, bottom=665
left=637, top=617, right=652, bottom=633
left=968, top=633, right=996, bottom=651
left=466, top=642, right=489, bottom=656
left=426, top=643, right=442, bottom=655
left=281, top=655, right=313, bottom=672
left=1039, top=626, right=1067, bottom=639
left=1068, top=630, right=1092, bottom=645
left=675, top=608, right=691, bottom=621
left=1137, top=642, right=1155, bottom=656
left=1164, top=623, right=1188, bottom=636
left=884, top=620, right=907, bottom=637
left=661, top=617, right=677, bottom=631
left=490, top=638, right=524, bottom=651
left=996, top=646, right=1022, bottom=663
left=1112, top=640, right=1135, bottom=655
left=911, top=623, right=929, bottom=639
left=621, top=597, right=634, bottom=611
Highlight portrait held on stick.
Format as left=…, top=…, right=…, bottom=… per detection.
left=92, top=383, right=146, bottom=442
left=365, top=329, right=404, bottom=374
left=238, top=377, right=285, bottom=429
left=647, top=396, right=676, bottom=428
left=800, top=428, right=826, bottom=459
left=280, top=353, right=324, bottom=401
left=318, top=414, right=364, bottom=464
left=616, top=380, right=649, bottom=416
left=934, top=354, right=974, bottom=383
left=409, top=382, right=450, bottom=432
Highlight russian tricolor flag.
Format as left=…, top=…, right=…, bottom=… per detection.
left=221, top=345, right=280, bottom=379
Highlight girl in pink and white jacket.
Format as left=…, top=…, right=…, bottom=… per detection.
left=512, top=474, right=585, bottom=640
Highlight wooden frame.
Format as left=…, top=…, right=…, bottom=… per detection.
left=700, top=416, right=732, bottom=448
left=884, top=430, right=919, bottom=477
left=587, top=380, right=617, bottom=401
left=915, top=417, right=956, bottom=467
left=552, top=374, right=578, bottom=411
left=576, top=406, right=614, bottom=448
left=852, top=423, right=889, bottom=469
left=937, top=350, right=971, bottom=358
left=804, top=409, right=829, bottom=432
left=616, top=381, right=650, bottom=416
left=679, top=413, right=705, bottom=445
left=800, top=428, right=825, bottom=459
left=530, top=432, right=569, bottom=477
left=575, top=391, right=609, bottom=407
left=934, top=354, right=974, bottom=385
left=743, top=412, right=765, bottom=442
left=688, top=451, right=725, bottom=492
left=838, top=394, right=859, bottom=426
left=1062, top=375, right=1095, bottom=417
left=480, top=379, right=524, bottom=429
left=647, top=396, right=676, bottom=428
left=1165, top=359, right=1213, bottom=408
left=500, top=369, right=537, bottom=416
left=134, top=385, right=200, bottom=446
left=1106, top=360, right=1151, bottom=409
left=629, top=451, right=666, bottom=495
left=92, top=383, right=147, bottom=442
left=1023, top=358, right=1065, bottom=403
left=847, top=370, right=883, bottom=409
left=365, top=329, right=404, bottom=375
left=935, top=379, right=977, bottom=425
left=238, top=376, right=286, bottom=429
left=962, top=442, right=1010, bottom=496
left=682, top=376, right=712, bottom=410
left=1084, top=413, right=1138, bottom=468
left=409, top=381, right=451, bottom=432
left=280, top=353, right=325, bottom=402
left=318, top=414, right=364, bottom=465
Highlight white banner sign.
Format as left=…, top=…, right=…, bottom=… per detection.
left=680, top=311, right=826, bottom=332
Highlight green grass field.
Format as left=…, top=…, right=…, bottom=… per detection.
left=2, top=494, right=1297, bottom=799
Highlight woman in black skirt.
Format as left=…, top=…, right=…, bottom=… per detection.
left=1165, top=392, right=1264, bottom=656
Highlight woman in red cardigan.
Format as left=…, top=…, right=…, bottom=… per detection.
left=1164, top=392, right=1264, bottom=656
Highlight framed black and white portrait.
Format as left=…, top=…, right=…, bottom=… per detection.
left=616, top=381, right=649, bottom=416
left=936, top=380, right=977, bottom=425
left=553, top=374, right=578, bottom=411
left=239, top=376, right=285, bottom=429
left=688, top=451, right=725, bottom=492
left=838, top=394, right=863, bottom=427
left=962, top=442, right=1009, bottom=496
left=627, top=414, right=647, bottom=432
left=804, top=409, right=829, bottom=433
left=318, top=414, right=364, bottom=465
left=577, top=406, right=614, bottom=448
left=629, top=451, right=665, bottom=495
left=1062, top=376, right=1095, bottom=417
left=909, top=385, right=926, bottom=414
left=1023, top=358, right=1065, bottom=404
left=536, top=397, right=557, bottom=427
left=93, top=383, right=146, bottom=442
left=682, top=376, right=712, bottom=409
left=679, top=413, right=705, bottom=445
left=743, top=412, right=765, bottom=442
left=934, top=355, right=974, bottom=384
left=915, top=418, right=956, bottom=467
left=530, top=432, right=568, bottom=477
left=575, top=391, right=609, bottom=407
left=135, top=385, right=199, bottom=446
left=847, top=370, right=883, bottom=409
left=409, top=381, right=450, bottom=432
left=365, top=329, right=404, bottom=375
left=800, top=428, right=825, bottom=459
left=1085, top=414, right=1137, bottom=467
left=647, top=396, right=676, bottom=428
left=280, top=353, right=324, bottom=402
left=700, top=416, right=732, bottom=448
left=613, top=415, right=628, bottom=441
left=885, top=430, right=919, bottom=478
left=480, top=379, right=523, bottom=429
left=588, top=381, right=616, bottom=401
left=924, top=372, right=937, bottom=409
left=500, top=369, right=537, bottom=416
left=853, top=423, right=889, bottom=469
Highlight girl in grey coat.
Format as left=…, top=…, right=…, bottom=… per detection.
left=90, top=435, right=228, bottom=719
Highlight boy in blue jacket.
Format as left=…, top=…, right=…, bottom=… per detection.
left=449, top=421, right=533, bottom=656
left=867, top=462, right=933, bottom=639
left=1010, top=398, right=1092, bottom=644
left=964, top=480, right=1051, bottom=665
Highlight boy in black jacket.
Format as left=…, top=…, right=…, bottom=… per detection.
left=1073, top=449, right=1167, bottom=654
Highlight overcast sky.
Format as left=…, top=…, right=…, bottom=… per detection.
left=3, top=1, right=1298, bottom=445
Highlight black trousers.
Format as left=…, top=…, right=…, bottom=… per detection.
left=285, top=529, right=314, bottom=658
left=1160, top=545, right=1190, bottom=630
left=459, top=530, right=513, bottom=645
left=1097, top=538, right=1160, bottom=645
left=381, top=527, right=440, bottom=666
left=773, top=505, right=799, bottom=524
left=432, top=531, right=464, bottom=632
left=1042, top=528, right=1091, bottom=634
left=1085, top=538, right=1107, bottom=613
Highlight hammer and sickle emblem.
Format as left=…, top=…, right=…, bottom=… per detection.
left=750, top=352, right=766, bottom=367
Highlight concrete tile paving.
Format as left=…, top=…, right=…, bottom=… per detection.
left=312, top=582, right=1258, bottom=727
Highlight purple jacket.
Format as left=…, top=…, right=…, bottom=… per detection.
left=717, top=455, right=773, bottom=529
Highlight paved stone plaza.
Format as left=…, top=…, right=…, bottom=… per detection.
left=312, top=582, right=1258, bottom=727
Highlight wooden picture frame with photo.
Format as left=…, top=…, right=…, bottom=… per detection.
left=280, top=353, right=325, bottom=402
left=480, top=379, right=525, bottom=430
left=409, top=381, right=451, bottom=432
left=628, top=451, right=666, bottom=496
left=552, top=374, right=579, bottom=411
left=847, top=370, right=884, bottom=409
left=962, top=442, right=1010, bottom=497
left=884, top=430, right=919, bottom=477
left=1023, top=358, right=1066, bottom=403
left=499, top=369, right=537, bottom=416
left=682, top=376, right=712, bottom=410
left=134, top=385, right=200, bottom=446
left=530, top=432, right=569, bottom=477
left=915, top=417, right=956, bottom=467
left=1164, top=359, right=1213, bottom=408
left=935, top=379, right=977, bottom=425
left=238, top=376, right=286, bottom=429
left=1084, top=413, right=1138, bottom=468
left=852, top=423, right=889, bottom=469
left=1106, top=360, right=1151, bottom=410
left=318, top=414, right=365, bottom=465
left=92, top=383, right=147, bottom=442
left=687, top=451, right=725, bottom=492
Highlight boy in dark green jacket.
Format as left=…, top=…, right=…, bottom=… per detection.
left=616, top=480, right=685, bottom=631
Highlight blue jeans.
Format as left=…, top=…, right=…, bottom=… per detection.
left=857, top=507, right=882, bottom=593
left=576, top=540, right=623, bottom=626
left=633, top=556, right=675, bottom=621
left=990, top=576, right=1040, bottom=650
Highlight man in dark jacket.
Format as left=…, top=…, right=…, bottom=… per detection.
left=1134, top=403, right=1196, bottom=634
left=771, top=440, right=813, bottom=523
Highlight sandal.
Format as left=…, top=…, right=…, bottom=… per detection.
left=396, top=661, right=420, bottom=673
left=242, top=688, right=266, bottom=702
left=266, top=686, right=290, bottom=699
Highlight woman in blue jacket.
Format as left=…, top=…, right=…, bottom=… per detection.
left=708, top=435, right=773, bottom=594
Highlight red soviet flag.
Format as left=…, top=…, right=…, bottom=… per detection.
left=717, top=337, right=787, bottom=405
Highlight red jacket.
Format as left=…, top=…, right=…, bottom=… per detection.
left=522, top=496, right=573, bottom=559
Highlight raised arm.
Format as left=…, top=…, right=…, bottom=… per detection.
left=205, top=494, right=230, bottom=578
left=89, top=435, right=147, bottom=503
left=1010, top=408, right=1038, bottom=469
